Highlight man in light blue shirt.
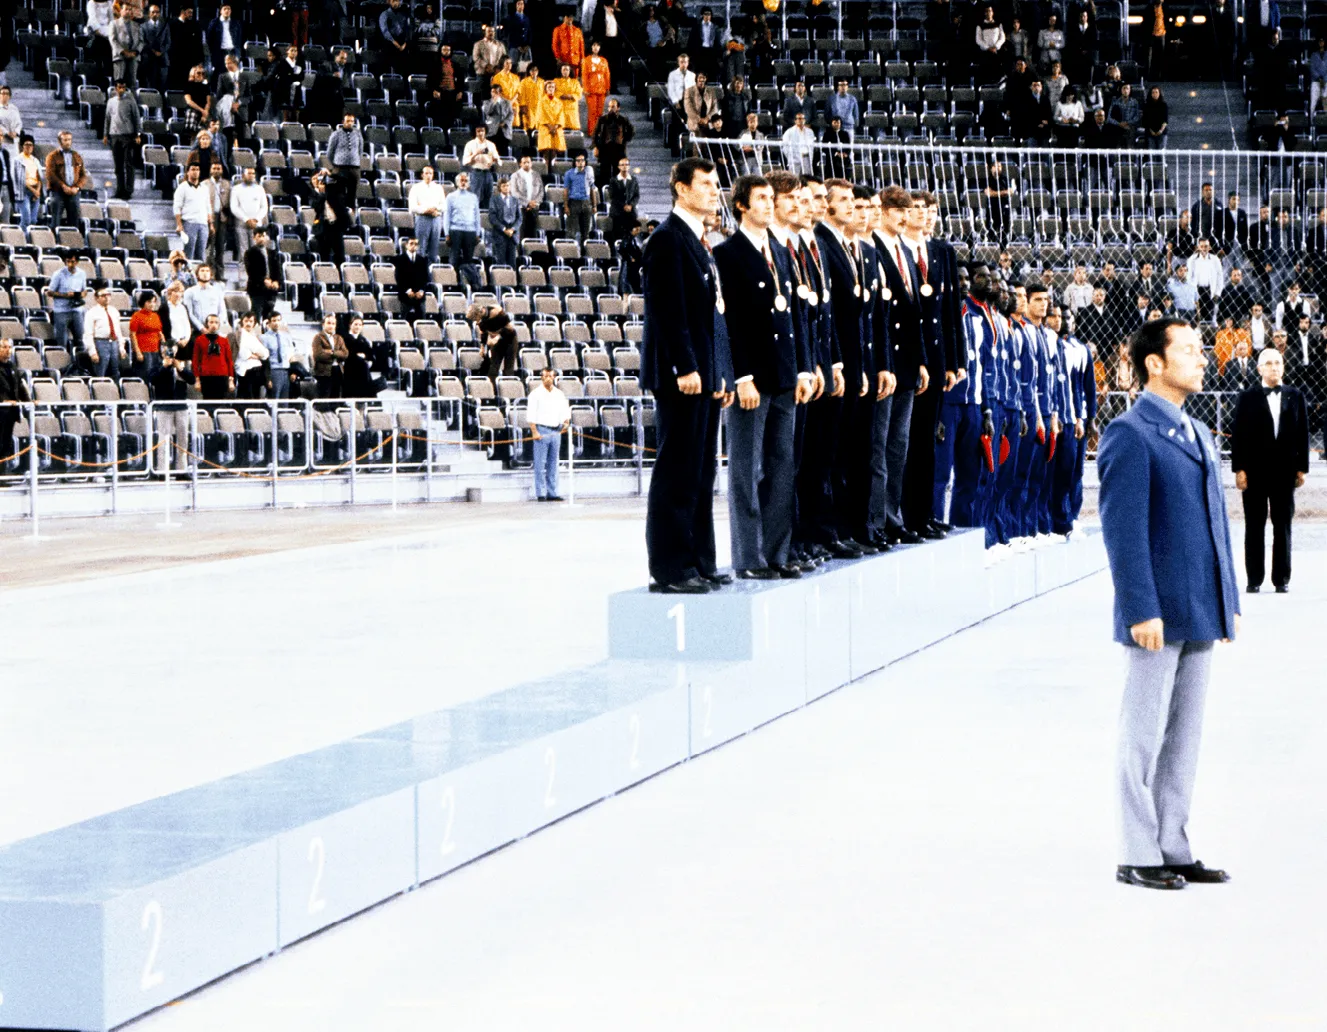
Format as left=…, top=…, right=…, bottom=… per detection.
left=45, top=251, right=89, bottom=353
left=1166, top=263, right=1197, bottom=315
left=262, top=310, right=295, bottom=398
left=444, top=172, right=481, bottom=285
left=182, top=263, right=230, bottom=335
left=824, top=79, right=859, bottom=138
left=562, top=152, right=595, bottom=243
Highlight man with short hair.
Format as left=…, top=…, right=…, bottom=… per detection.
left=205, top=161, right=231, bottom=276
left=563, top=152, right=595, bottom=244
left=230, top=165, right=269, bottom=260
left=205, top=3, right=244, bottom=81
left=0, top=86, right=23, bottom=211
left=102, top=80, right=141, bottom=201
left=110, top=5, right=143, bottom=90
left=665, top=55, right=696, bottom=149
left=393, top=235, right=431, bottom=322
left=1167, top=262, right=1197, bottom=315
left=262, top=311, right=296, bottom=399
left=1188, top=238, right=1224, bottom=322
left=173, top=164, right=212, bottom=261
left=511, top=153, right=545, bottom=242
left=325, top=113, right=364, bottom=204
left=1098, top=317, right=1239, bottom=891
left=0, top=337, right=31, bottom=467
left=45, top=131, right=87, bottom=227
left=824, top=79, right=859, bottom=138
left=489, top=176, right=522, bottom=267
left=592, top=96, right=633, bottom=183
left=607, top=157, right=639, bottom=246
left=527, top=367, right=571, bottom=501
left=462, top=124, right=500, bottom=208
left=472, top=22, right=508, bottom=97
left=484, top=83, right=516, bottom=154
left=140, top=5, right=171, bottom=94
left=183, top=262, right=229, bottom=336
left=44, top=252, right=89, bottom=353
left=444, top=172, right=481, bottom=284
left=83, top=286, right=127, bottom=381
left=781, top=112, right=815, bottom=175
left=244, top=227, right=283, bottom=318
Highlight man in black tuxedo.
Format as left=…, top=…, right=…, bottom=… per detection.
left=1220, top=339, right=1260, bottom=394
left=1231, top=347, right=1310, bottom=593
left=393, top=235, right=432, bottom=322
left=1218, top=192, right=1249, bottom=255
left=715, top=175, right=815, bottom=580
left=642, top=157, right=735, bottom=594
left=1216, top=267, right=1255, bottom=325
left=870, top=184, right=928, bottom=546
left=243, top=228, right=283, bottom=319
left=1284, top=314, right=1321, bottom=394
left=815, top=178, right=878, bottom=555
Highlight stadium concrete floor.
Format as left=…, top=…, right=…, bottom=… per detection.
left=2, top=501, right=1325, bottom=1029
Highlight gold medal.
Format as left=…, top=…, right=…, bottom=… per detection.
left=882, top=287, right=892, bottom=301
left=717, top=297, right=726, bottom=314
left=796, top=284, right=809, bottom=300
left=853, top=284, right=861, bottom=298
left=920, top=283, right=934, bottom=297
left=774, top=295, right=788, bottom=312
left=807, top=292, right=819, bottom=307
left=823, top=290, right=831, bottom=304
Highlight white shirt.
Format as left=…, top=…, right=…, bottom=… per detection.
left=603, top=7, right=618, bottom=36
left=230, top=180, right=269, bottom=224
left=1266, top=388, right=1282, bottom=435
left=780, top=125, right=815, bottom=172
left=1188, top=252, right=1224, bottom=293
left=1063, top=281, right=1093, bottom=311
left=666, top=68, right=695, bottom=106
left=83, top=304, right=123, bottom=354
left=672, top=205, right=706, bottom=241
left=173, top=179, right=213, bottom=225
left=220, top=18, right=234, bottom=50
left=165, top=300, right=192, bottom=344
left=235, top=329, right=270, bottom=375
left=462, top=138, right=499, bottom=169
left=526, top=383, right=571, bottom=427
left=409, top=179, right=447, bottom=216
left=1251, top=319, right=1267, bottom=350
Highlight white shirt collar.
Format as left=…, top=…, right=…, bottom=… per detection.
left=672, top=206, right=706, bottom=241
left=770, top=224, right=795, bottom=246
left=739, top=224, right=770, bottom=254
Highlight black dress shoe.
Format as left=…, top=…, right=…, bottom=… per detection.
left=926, top=521, right=950, bottom=537
left=809, top=543, right=832, bottom=561
left=547, top=495, right=565, bottom=502
left=1247, top=585, right=1260, bottom=594
left=1115, top=865, right=1186, bottom=890
left=1167, top=861, right=1230, bottom=883
left=771, top=563, right=804, bottom=578
left=737, top=567, right=781, bottom=580
left=915, top=525, right=944, bottom=540
left=932, top=520, right=953, bottom=532
left=701, top=571, right=734, bottom=586
left=847, top=538, right=879, bottom=555
left=867, top=532, right=894, bottom=551
left=1274, top=584, right=1289, bottom=594
left=825, top=540, right=864, bottom=559
left=890, top=528, right=924, bottom=545
left=649, top=576, right=713, bottom=594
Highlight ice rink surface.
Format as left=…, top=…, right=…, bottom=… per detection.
left=4, top=513, right=1325, bottom=1031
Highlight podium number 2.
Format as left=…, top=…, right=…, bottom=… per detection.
left=439, top=785, right=457, bottom=858
left=628, top=713, right=642, bottom=770
left=307, top=837, right=327, bottom=915
left=543, top=747, right=558, bottom=808
left=140, top=901, right=164, bottom=991
left=667, top=603, right=686, bottom=652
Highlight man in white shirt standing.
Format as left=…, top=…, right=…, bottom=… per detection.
left=173, top=163, right=212, bottom=262
left=408, top=165, right=447, bottom=262
left=83, top=285, right=127, bottom=380
left=229, top=165, right=269, bottom=261
left=781, top=112, right=815, bottom=175
left=526, top=367, right=570, bottom=501
left=665, top=54, right=696, bottom=150
left=1187, top=236, right=1224, bottom=323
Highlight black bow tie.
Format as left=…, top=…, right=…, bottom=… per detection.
left=1264, top=385, right=1281, bottom=395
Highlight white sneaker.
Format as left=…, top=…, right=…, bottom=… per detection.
left=984, top=542, right=1012, bottom=567
left=1012, top=537, right=1031, bottom=553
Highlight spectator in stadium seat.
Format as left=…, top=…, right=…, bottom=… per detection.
left=444, top=172, right=482, bottom=284
left=204, top=4, right=244, bottom=82
left=309, top=169, right=348, bottom=265
left=1045, top=60, right=1069, bottom=110
left=535, top=79, right=568, bottom=171
left=517, top=62, right=545, bottom=132
left=1218, top=267, right=1255, bottom=325
left=1037, top=12, right=1064, bottom=74
left=1310, top=38, right=1327, bottom=114
left=492, top=56, right=521, bottom=104
left=1008, top=17, right=1031, bottom=64
left=1167, top=263, right=1197, bottom=316
left=342, top=315, right=377, bottom=399
left=736, top=111, right=767, bottom=174
left=973, top=6, right=1007, bottom=84
left=1219, top=192, right=1249, bottom=253
left=1053, top=86, right=1085, bottom=147
left=528, top=367, right=571, bottom=501
left=168, top=7, right=204, bottom=93
left=1066, top=7, right=1097, bottom=86
left=287, top=0, right=311, bottom=50
left=463, top=125, right=501, bottom=209
left=722, top=76, right=750, bottom=140
left=508, top=0, right=533, bottom=73
left=162, top=279, right=193, bottom=353
left=1275, top=282, right=1312, bottom=330
left=825, top=79, right=859, bottom=140
left=230, top=166, right=269, bottom=260
left=1285, top=315, right=1324, bottom=403
left=820, top=116, right=852, bottom=179
left=205, top=162, right=230, bottom=278
left=781, top=80, right=814, bottom=131
left=311, top=314, right=348, bottom=398
left=243, top=228, right=283, bottom=319
left=563, top=152, right=595, bottom=244
left=1107, top=83, right=1140, bottom=146
left=15, top=136, right=43, bottom=231
left=781, top=112, right=815, bottom=176
left=592, top=97, right=634, bottom=183
left=511, top=152, right=546, bottom=241
left=553, top=13, right=586, bottom=76
left=1012, top=79, right=1052, bottom=144
left=582, top=41, right=611, bottom=135
left=393, top=235, right=431, bottom=322
left=183, top=263, right=230, bottom=336
left=1168, top=210, right=1196, bottom=267
left=83, top=285, right=126, bottom=381
left=186, top=129, right=227, bottom=179
left=1063, top=264, right=1094, bottom=312
left=607, top=157, right=639, bottom=244
left=490, top=176, right=522, bottom=267
left=1188, top=238, right=1224, bottom=321
left=473, top=23, right=508, bottom=98
left=325, top=113, right=364, bottom=208
left=1191, top=183, right=1218, bottom=240
left=378, top=0, right=413, bottom=71
left=110, top=7, right=142, bottom=91
left=1247, top=302, right=1273, bottom=352
left=0, top=338, right=30, bottom=465
left=102, top=80, right=140, bottom=202
left=1220, top=337, right=1259, bottom=394
left=232, top=312, right=271, bottom=399
left=554, top=60, right=585, bottom=133
left=129, top=291, right=164, bottom=383
left=683, top=72, right=718, bottom=132
left=182, top=63, right=212, bottom=130
left=45, top=130, right=87, bottom=228
left=1142, top=85, right=1169, bottom=150
left=484, top=83, right=516, bottom=155
left=407, top=165, right=445, bottom=263
left=193, top=313, right=235, bottom=399
left=1147, top=0, right=1167, bottom=81
left=430, top=44, right=463, bottom=130
left=173, top=164, right=211, bottom=263
left=468, top=301, right=519, bottom=380
left=140, top=5, right=170, bottom=94
left=262, top=312, right=296, bottom=399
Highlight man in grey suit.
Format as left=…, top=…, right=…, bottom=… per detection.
left=1097, top=317, right=1241, bottom=891
left=714, top=174, right=815, bottom=579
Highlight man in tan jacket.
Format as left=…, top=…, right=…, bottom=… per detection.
left=44, top=130, right=88, bottom=227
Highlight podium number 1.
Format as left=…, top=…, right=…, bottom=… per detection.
left=667, top=603, right=685, bottom=652
left=140, top=901, right=164, bottom=991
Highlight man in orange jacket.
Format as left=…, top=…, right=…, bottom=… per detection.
left=582, top=39, right=611, bottom=133
left=552, top=13, right=585, bottom=76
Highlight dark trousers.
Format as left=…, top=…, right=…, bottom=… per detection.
left=249, top=288, right=278, bottom=319
left=994, top=409, right=1025, bottom=545
left=110, top=134, right=136, bottom=198
left=646, top=393, right=720, bottom=585
left=796, top=393, right=838, bottom=545
left=832, top=387, right=874, bottom=544
left=1072, top=419, right=1090, bottom=522
left=0, top=409, right=18, bottom=466
left=940, top=401, right=985, bottom=528
left=872, top=386, right=914, bottom=533
left=1050, top=427, right=1080, bottom=534
left=199, top=375, right=230, bottom=399
left=725, top=388, right=796, bottom=570
left=1242, top=479, right=1295, bottom=588
left=1014, top=430, right=1048, bottom=539
left=448, top=229, right=477, bottom=269
left=981, top=403, right=1009, bottom=548
left=51, top=189, right=80, bottom=226
left=902, top=379, right=941, bottom=531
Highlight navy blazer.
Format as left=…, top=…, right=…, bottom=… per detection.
left=929, top=238, right=966, bottom=373
left=713, top=229, right=810, bottom=393
left=1097, top=392, right=1240, bottom=645
left=874, top=234, right=927, bottom=390
left=814, top=223, right=869, bottom=386
left=642, top=213, right=734, bottom=396
left=800, top=236, right=838, bottom=371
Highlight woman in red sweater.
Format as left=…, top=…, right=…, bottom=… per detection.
left=193, top=313, right=235, bottom=399
left=128, top=291, right=164, bottom=384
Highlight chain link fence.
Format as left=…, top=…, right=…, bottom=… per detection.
left=692, top=139, right=1327, bottom=455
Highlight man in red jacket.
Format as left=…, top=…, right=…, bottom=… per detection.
left=193, top=313, right=234, bottom=399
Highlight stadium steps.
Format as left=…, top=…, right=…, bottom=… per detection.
left=1161, top=81, right=1244, bottom=151
left=617, top=90, right=676, bottom=220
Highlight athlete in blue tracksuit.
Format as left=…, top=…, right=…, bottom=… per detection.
left=1051, top=305, right=1093, bottom=534
left=939, top=263, right=999, bottom=530
left=994, top=285, right=1035, bottom=546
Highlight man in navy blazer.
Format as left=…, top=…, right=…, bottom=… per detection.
left=1098, top=317, right=1241, bottom=891
left=642, top=157, right=735, bottom=594
left=714, top=174, right=814, bottom=579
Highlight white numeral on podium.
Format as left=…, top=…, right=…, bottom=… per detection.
left=543, top=746, right=558, bottom=808
left=307, top=837, right=327, bottom=915
left=667, top=603, right=686, bottom=652
left=439, top=785, right=457, bottom=857
left=140, top=900, right=165, bottom=991
left=701, top=684, right=713, bottom=738
left=628, top=713, right=642, bottom=770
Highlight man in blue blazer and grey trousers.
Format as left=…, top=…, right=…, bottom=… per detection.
left=1098, top=317, right=1241, bottom=891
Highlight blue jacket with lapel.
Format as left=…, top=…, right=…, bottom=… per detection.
left=875, top=233, right=926, bottom=390
left=814, top=222, right=869, bottom=387
left=713, top=228, right=809, bottom=393
left=1097, top=391, right=1240, bottom=645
